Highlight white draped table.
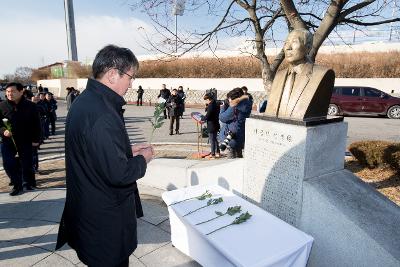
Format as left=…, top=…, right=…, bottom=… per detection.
left=162, top=184, right=313, bottom=267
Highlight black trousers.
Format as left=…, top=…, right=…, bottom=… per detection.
left=169, top=116, right=180, bottom=133
left=1, top=141, right=35, bottom=188
left=209, top=132, right=220, bottom=155
left=137, top=95, right=143, bottom=106
left=49, top=113, right=56, bottom=135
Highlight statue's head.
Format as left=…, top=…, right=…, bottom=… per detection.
left=284, top=29, right=313, bottom=65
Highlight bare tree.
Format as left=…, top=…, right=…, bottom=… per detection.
left=133, top=0, right=399, bottom=95
left=14, top=67, right=33, bottom=84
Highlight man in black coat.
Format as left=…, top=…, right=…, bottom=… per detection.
left=158, top=84, right=171, bottom=119
left=166, top=89, right=183, bottom=135
left=0, top=82, right=41, bottom=195
left=56, top=45, right=154, bottom=267
left=137, top=85, right=144, bottom=106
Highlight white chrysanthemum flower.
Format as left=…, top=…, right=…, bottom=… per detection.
left=158, top=97, right=166, bottom=104
left=2, top=118, right=8, bottom=123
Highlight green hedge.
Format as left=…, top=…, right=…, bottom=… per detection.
left=349, top=141, right=400, bottom=171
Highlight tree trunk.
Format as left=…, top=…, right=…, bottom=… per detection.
left=309, top=0, right=344, bottom=61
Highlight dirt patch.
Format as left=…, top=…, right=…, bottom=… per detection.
left=345, top=158, right=400, bottom=206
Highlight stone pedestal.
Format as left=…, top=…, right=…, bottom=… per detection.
left=243, top=115, right=400, bottom=267
left=243, top=116, right=346, bottom=226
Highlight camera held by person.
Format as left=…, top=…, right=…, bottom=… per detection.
left=219, top=130, right=235, bottom=151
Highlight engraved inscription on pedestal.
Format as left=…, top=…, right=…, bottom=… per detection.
left=243, top=118, right=306, bottom=226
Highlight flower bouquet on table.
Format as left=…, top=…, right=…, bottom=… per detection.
left=2, top=118, right=18, bottom=157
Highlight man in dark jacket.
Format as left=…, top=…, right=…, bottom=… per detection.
left=56, top=45, right=154, bottom=267
left=202, top=93, right=221, bottom=158
left=45, top=92, right=57, bottom=135
left=158, top=84, right=171, bottom=119
left=166, top=89, right=183, bottom=135
left=0, top=82, right=41, bottom=195
left=137, top=85, right=144, bottom=106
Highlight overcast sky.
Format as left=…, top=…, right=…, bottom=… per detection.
left=0, top=0, right=161, bottom=77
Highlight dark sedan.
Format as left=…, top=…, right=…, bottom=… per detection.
left=328, top=86, right=400, bottom=119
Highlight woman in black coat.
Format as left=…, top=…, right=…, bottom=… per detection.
left=203, top=93, right=221, bottom=158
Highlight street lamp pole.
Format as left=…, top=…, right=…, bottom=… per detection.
left=172, top=0, right=186, bottom=54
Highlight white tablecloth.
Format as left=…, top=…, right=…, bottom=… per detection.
left=162, top=184, right=313, bottom=267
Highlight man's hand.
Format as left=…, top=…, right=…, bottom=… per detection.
left=131, top=143, right=154, bottom=163
left=32, top=142, right=40, bottom=147
left=131, top=143, right=151, bottom=154
left=3, top=130, right=12, bottom=137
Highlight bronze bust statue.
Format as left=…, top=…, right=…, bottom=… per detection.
left=265, top=29, right=335, bottom=121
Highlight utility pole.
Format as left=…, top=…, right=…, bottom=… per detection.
left=64, top=0, right=78, bottom=61
left=172, top=0, right=186, bottom=54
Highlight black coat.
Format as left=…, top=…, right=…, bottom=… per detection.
left=158, top=88, right=171, bottom=100
left=166, top=94, right=183, bottom=117
left=0, top=97, right=41, bottom=146
left=56, top=79, right=147, bottom=266
left=204, top=100, right=220, bottom=133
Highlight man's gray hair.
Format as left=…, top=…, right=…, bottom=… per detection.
left=290, top=29, right=313, bottom=51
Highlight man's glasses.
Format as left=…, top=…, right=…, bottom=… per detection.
left=119, top=70, right=135, bottom=80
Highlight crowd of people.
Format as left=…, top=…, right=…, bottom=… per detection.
left=0, top=82, right=58, bottom=196
left=155, top=83, right=253, bottom=158
left=157, top=84, right=186, bottom=135
left=203, top=86, right=253, bottom=159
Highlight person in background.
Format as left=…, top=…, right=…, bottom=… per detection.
left=166, top=89, right=183, bottom=135
left=202, top=93, right=221, bottom=158
left=38, top=84, right=43, bottom=93
left=158, top=84, right=171, bottom=119
left=66, top=87, right=76, bottom=111
left=56, top=45, right=154, bottom=267
left=241, top=86, right=254, bottom=113
left=137, top=85, right=144, bottom=106
left=219, top=88, right=251, bottom=158
left=45, top=92, right=57, bottom=136
left=0, top=83, right=41, bottom=195
left=36, top=93, right=48, bottom=142
left=177, top=85, right=186, bottom=118
left=31, top=95, right=44, bottom=173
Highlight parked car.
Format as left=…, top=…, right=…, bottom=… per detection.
left=328, top=86, right=400, bottom=119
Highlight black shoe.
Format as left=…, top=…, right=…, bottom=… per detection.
left=169, top=132, right=173, bottom=135
left=25, top=185, right=34, bottom=191
left=175, top=130, right=180, bottom=135
left=8, top=182, right=14, bottom=186
left=9, top=188, right=23, bottom=196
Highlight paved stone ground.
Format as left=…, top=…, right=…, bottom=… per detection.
left=0, top=177, right=200, bottom=267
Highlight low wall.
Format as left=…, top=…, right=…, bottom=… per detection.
left=37, top=77, right=400, bottom=102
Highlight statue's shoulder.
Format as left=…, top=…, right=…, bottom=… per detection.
left=311, top=63, right=335, bottom=77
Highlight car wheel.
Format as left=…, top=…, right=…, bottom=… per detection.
left=387, top=105, right=400, bottom=119
left=328, top=104, right=340, bottom=116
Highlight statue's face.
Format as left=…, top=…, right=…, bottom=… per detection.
left=284, top=31, right=307, bottom=65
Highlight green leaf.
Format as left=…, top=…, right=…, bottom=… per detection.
left=227, top=206, right=242, bottom=216
left=232, top=212, right=252, bottom=224
left=207, top=197, right=223, bottom=206
left=196, top=190, right=212, bottom=200
left=215, top=211, right=224, bottom=216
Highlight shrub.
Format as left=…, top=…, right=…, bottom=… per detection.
left=349, top=141, right=400, bottom=171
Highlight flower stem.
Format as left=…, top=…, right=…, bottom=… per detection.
left=183, top=204, right=208, bottom=217
left=168, top=196, right=197, bottom=207
left=195, top=214, right=225, bottom=225
left=206, top=223, right=233, bottom=235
